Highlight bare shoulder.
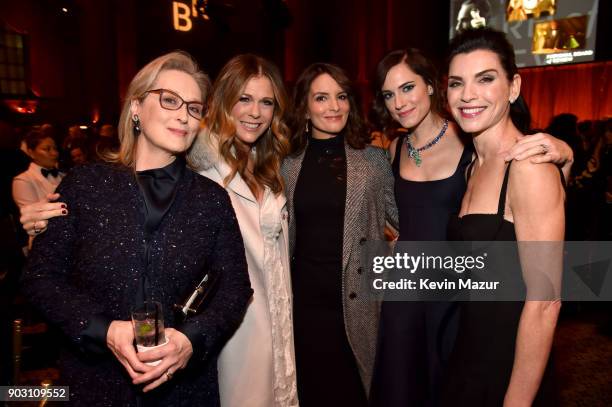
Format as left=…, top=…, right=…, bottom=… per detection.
left=509, top=159, right=564, bottom=205
left=508, top=151, right=565, bottom=240
left=511, top=159, right=560, bottom=183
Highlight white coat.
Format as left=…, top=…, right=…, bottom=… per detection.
left=193, top=138, right=298, bottom=407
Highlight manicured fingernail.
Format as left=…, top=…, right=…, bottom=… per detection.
left=61, top=204, right=66, bottom=209
left=62, top=210, right=67, bottom=215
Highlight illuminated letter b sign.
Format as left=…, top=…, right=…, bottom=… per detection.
left=173, top=2, right=192, bottom=32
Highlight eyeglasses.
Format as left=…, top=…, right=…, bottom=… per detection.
left=143, top=89, right=205, bottom=120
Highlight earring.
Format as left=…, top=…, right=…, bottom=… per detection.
left=305, top=120, right=309, bottom=133
left=132, top=114, right=141, bottom=133
left=427, top=86, right=433, bottom=96
left=509, top=97, right=515, bottom=104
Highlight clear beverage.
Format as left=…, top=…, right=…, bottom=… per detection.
left=133, top=318, right=166, bottom=347
left=131, top=301, right=166, bottom=347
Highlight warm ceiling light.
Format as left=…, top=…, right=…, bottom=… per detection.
left=61, top=7, right=68, bottom=13
left=4, top=99, right=38, bottom=114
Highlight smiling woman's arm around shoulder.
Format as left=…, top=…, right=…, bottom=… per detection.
left=505, top=159, right=564, bottom=407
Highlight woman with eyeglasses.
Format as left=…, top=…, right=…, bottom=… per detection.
left=21, top=51, right=252, bottom=406
left=189, top=54, right=298, bottom=407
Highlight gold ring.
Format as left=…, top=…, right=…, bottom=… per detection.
left=165, top=370, right=173, bottom=380
left=33, top=221, right=40, bottom=234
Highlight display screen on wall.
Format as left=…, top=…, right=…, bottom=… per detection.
left=449, top=0, right=600, bottom=67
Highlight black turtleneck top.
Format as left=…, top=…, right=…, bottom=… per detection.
left=293, top=133, right=347, bottom=296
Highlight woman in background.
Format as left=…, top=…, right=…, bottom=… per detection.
left=13, top=130, right=64, bottom=250
left=283, top=62, right=398, bottom=406
left=12, top=130, right=63, bottom=210
left=22, top=51, right=252, bottom=406
left=190, top=54, right=298, bottom=407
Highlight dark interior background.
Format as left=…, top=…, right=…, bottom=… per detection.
left=0, top=0, right=609, bottom=127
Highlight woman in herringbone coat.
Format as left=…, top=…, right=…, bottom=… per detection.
left=282, top=63, right=398, bottom=407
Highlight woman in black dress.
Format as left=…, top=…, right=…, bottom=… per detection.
left=370, top=48, right=471, bottom=407
left=21, top=51, right=252, bottom=405
left=282, top=63, right=398, bottom=406
left=443, top=28, right=564, bottom=406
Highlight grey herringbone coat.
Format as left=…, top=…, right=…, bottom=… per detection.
left=281, top=143, right=398, bottom=394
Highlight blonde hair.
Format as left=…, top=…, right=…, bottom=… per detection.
left=107, top=51, right=211, bottom=167
left=193, top=54, right=290, bottom=194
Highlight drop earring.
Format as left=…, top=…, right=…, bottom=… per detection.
left=132, top=114, right=141, bottom=133
left=305, top=120, right=309, bottom=133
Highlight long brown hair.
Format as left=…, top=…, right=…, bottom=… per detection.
left=372, top=48, right=449, bottom=132
left=197, top=54, right=290, bottom=194
left=290, top=63, right=369, bottom=155
left=110, top=51, right=210, bottom=167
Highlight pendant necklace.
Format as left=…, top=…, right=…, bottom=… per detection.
left=405, top=119, right=448, bottom=167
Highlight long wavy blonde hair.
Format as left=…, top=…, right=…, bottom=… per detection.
left=194, top=54, right=290, bottom=194
left=107, top=51, right=211, bottom=167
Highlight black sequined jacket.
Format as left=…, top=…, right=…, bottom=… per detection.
left=22, top=161, right=252, bottom=406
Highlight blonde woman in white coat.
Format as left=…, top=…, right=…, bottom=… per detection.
left=189, top=54, right=298, bottom=407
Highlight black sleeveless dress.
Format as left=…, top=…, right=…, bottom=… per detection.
left=441, top=161, right=557, bottom=406
left=370, top=137, right=473, bottom=407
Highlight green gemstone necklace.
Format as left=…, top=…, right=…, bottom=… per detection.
left=405, top=119, right=449, bottom=167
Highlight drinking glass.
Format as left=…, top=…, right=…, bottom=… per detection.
left=131, top=301, right=167, bottom=365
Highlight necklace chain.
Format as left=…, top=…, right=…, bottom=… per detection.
left=405, top=119, right=449, bottom=167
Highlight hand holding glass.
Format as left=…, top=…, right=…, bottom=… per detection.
left=131, top=301, right=168, bottom=366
